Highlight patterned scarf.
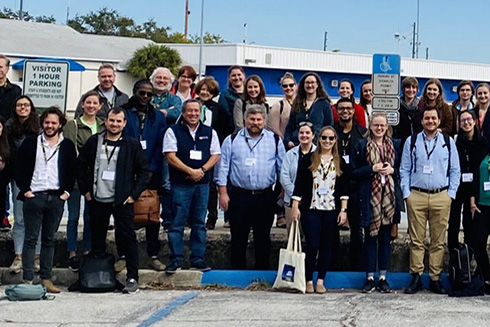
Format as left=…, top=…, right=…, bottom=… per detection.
left=366, top=137, right=395, bottom=237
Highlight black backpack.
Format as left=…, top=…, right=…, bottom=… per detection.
left=448, top=243, right=485, bottom=296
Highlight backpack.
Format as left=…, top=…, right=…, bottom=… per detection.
left=409, top=132, right=451, bottom=176
left=448, top=243, right=485, bottom=296
left=5, top=284, right=54, bottom=301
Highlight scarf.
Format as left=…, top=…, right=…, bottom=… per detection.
left=366, top=136, right=396, bottom=237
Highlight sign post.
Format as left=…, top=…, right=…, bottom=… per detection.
left=23, top=60, right=69, bottom=114
left=372, top=54, right=401, bottom=125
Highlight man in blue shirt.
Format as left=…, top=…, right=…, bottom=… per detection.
left=400, top=106, right=461, bottom=294
left=217, top=105, right=286, bottom=269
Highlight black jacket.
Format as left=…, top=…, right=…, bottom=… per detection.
left=77, top=132, right=149, bottom=206
left=15, top=135, right=77, bottom=201
left=0, top=79, right=21, bottom=121
left=201, top=98, right=233, bottom=143
left=74, top=85, right=129, bottom=119
left=392, top=97, right=422, bottom=148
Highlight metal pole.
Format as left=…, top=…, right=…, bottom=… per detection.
left=198, top=0, right=204, bottom=81
left=411, top=23, right=416, bottom=59
left=416, top=0, right=420, bottom=58
left=19, top=0, right=24, bottom=20
left=184, top=0, right=189, bottom=41
left=323, top=32, right=328, bottom=51
left=426, top=47, right=429, bottom=60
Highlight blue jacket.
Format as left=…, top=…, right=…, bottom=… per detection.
left=151, top=91, right=182, bottom=126
left=284, top=98, right=333, bottom=146
left=218, top=88, right=242, bottom=122
left=280, top=144, right=316, bottom=205
left=123, top=106, right=166, bottom=174
left=350, top=138, right=403, bottom=228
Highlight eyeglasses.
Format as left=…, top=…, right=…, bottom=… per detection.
left=299, top=121, right=313, bottom=127
left=282, top=83, right=295, bottom=89
left=138, top=90, right=154, bottom=97
left=16, top=103, right=31, bottom=107
left=180, top=75, right=193, bottom=80
left=372, top=124, right=387, bottom=128
left=461, top=117, right=474, bottom=124
left=320, top=135, right=335, bottom=141
left=337, top=106, right=353, bottom=111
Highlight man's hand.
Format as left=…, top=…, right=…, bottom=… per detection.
left=123, top=196, right=135, bottom=205
left=84, top=193, right=92, bottom=201
left=60, top=193, right=70, bottom=201
left=188, top=168, right=205, bottom=182
left=24, top=191, right=35, bottom=199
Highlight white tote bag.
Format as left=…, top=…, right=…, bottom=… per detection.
left=273, top=220, right=306, bottom=293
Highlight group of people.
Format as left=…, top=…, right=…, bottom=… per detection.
left=1, top=52, right=490, bottom=296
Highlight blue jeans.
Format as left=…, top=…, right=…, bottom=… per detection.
left=168, top=184, right=209, bottom=265
left=22, top=193, right=65, bottom=281
left=364, top=224, right=392, bottom=275
left=66, top=186, right=91, bottom=253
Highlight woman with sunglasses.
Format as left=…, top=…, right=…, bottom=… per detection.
left=268, top=72, right=296, bottom=139
left=448, top=111, right=488, bottom=253
left=280, top=121, right=316, bottom=236
left=332, top=79, right=366, bottom=128
left=233, top=75, right=268, bottom=131
left=121, top=79, right=167, bottom=271
left=284, top=72, right=333, bottom=150
left=291, top=126, right=348, bottom=293
left=351, top=112, right=402, bottom=293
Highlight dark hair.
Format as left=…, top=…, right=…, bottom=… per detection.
left=227, top=65, right=245, bottom=87
left=81, top=90, right=101, bottom=105
left=11, top=95, right=40, bottom=135
left=421, top=78, right=445, bottom=109
left=107, top=107, right=126, bottom=120
left=132, top=79, right=153, bottom=95
left=40, top=106, right=67, bottom=131
left=459, top=109, right=475, bottom=121
left=452, top=80, right=475, bottom=108
left=402, top=76, right=419, bottom=90
left=243, top=75, right=267, bottom=104
left=195, top=77, right=220, bottom=97
left=0, top=115, right=10, bottom=161
left=336, top=97, right=355, bottom=107
left=292, top=72, right=331, bottom=113
left=0, top=54, right=10, bottom=66
left=422, top=106, right=441, bottom=119
left=178, top=65, right=197, bottom=81
left=182, top=99, right=202, bottom=113
left=98, top=64, right=115, bottom=74
left=359, top=80, right=372, bottom=109
left=338, top=79, right=355, bottom=102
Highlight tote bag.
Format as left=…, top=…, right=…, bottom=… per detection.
left=273, top=220, right=306, bottom=293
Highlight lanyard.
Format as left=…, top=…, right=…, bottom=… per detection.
left=304, top=97, right=317, bottom=120
left=245, top=134, right=264, bottom=152
left=320, top=157, right=334, bottom=180
left=139, top=112, right=146, bottom=135
left=422, top=134, right=438, bottom=160
left=104, top=138, right=120, bottom=167
left=41, top=137, right=60, bottom=163
left=341, top=132, right=351, bottom=156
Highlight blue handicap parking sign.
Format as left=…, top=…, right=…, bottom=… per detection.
left=372, top=54, right=401, bottom=75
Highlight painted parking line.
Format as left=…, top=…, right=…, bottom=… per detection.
left=137, top=291, right=199, bottom=327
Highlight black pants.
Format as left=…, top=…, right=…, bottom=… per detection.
left=90, top=200, right=139, bottom=281
left=348, top=191, right=365, bottom=271
left=207, top=180, right=218, bottom=223
left=229, top=187, right=275, bottom=269
left=448, top=190, right=472, bottom=251
left=472, top=204, right=490, bottom=282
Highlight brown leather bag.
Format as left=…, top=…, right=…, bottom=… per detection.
left=133, top=190, right=160, bottom=227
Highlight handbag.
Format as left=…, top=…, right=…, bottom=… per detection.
left=273, top=220, right=306, bottom=293
left=133, top=189, right=160, bottom=227
left=5, top=284, right=54, bottom=301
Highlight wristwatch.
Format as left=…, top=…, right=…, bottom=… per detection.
left=340, top=208, right=347, bottom=212
left=201, top=166, right=207, bottom=173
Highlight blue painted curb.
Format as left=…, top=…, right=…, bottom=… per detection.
left=201, top=270, right=450, bottom=290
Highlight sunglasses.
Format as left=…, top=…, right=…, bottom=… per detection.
left=282, top=83, right=295, bottom=89
left=320, top=135, right=335, bottom=141
left=299, top=121, right=313, bottom=127
left=138, top=90, right=154, bottom=97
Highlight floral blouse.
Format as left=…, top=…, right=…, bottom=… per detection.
left=310, top=157, right=337, bottom=210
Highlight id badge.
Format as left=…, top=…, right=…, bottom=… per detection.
left=318, top=185, right=329, bottom=195
left=190, top=150, right=202, bottom=160
left=102, top=170, right=116, bottom=181
left=423, top=165, right=434, bottom=174
left=484, top=182, right=490, bottom=192
left=140, top=140, right=147, bottom=150
left=342, top=155, right=350, bottom=164
left=245, top=158, right=257, bottom=166
left=39, top=170, right=48, bottom=180
left=462, top=173, right=473, bottom=183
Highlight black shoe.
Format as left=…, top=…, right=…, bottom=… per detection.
left=206, top=219, right=216, bottom=230
left=361, top=279, right=375, bottom=293
left=190, top=261, right=211, bottom=272
left=68, top=256, right=80, bottom=272
left=165, top=261, right=182, bottom=274
left=405, top=274, right=422, bottom=294
left=378, top=279, right=392, bottom=293
left=429, top=280, right=447, bottom=294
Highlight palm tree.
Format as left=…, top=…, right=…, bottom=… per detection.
left=127, top=44, right=182, bottom=78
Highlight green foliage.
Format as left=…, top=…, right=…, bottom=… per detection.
left=0, top=7, right=55, bottom=23
left=189, top=32, right=227, bottom=44
left=127, top=45, right=182, bottom=78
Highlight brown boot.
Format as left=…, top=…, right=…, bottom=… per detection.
left=42, top=279, right=61, bottom=293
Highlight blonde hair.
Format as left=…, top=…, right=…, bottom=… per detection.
left=367, top=112, right=393, bottom=138
left=309, top=126, right=342, bottom=176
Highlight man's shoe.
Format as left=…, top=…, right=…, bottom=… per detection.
left=405, top=274, right=422, bottom=294
left=361, top=279, right=376, bottom=294
left=206, top=219, right=216, bottom=230
left=42, top=279, right=61, bottom=293
left=114, top=258, right=126, bottom=273
left=122, top=278, right=139, bottom=294
left=165, top=261, right=182, bottom=274
left=429, top=280, right=447, bottom=294
left=68, top=256, right=80, bottom=272
left=223, top=221, right=230, bottom=228
left=0, top=217, right=11, bottom=231
left=34, top=256, right=40, bottom=273
left=190, top=261, right=211, bottom=272
left=150, top=258, right=166, bottom=271
left=9, top=257, right=22, bottom=274
left=378, top=279, right=392, bottom=293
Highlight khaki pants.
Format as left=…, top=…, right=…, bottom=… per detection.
left=406, top=189, right=452, bottom=280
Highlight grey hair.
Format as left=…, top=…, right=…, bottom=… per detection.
left=244, top=104, right=267, bottom=119
left=149, top=67, right=174, bottom=90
